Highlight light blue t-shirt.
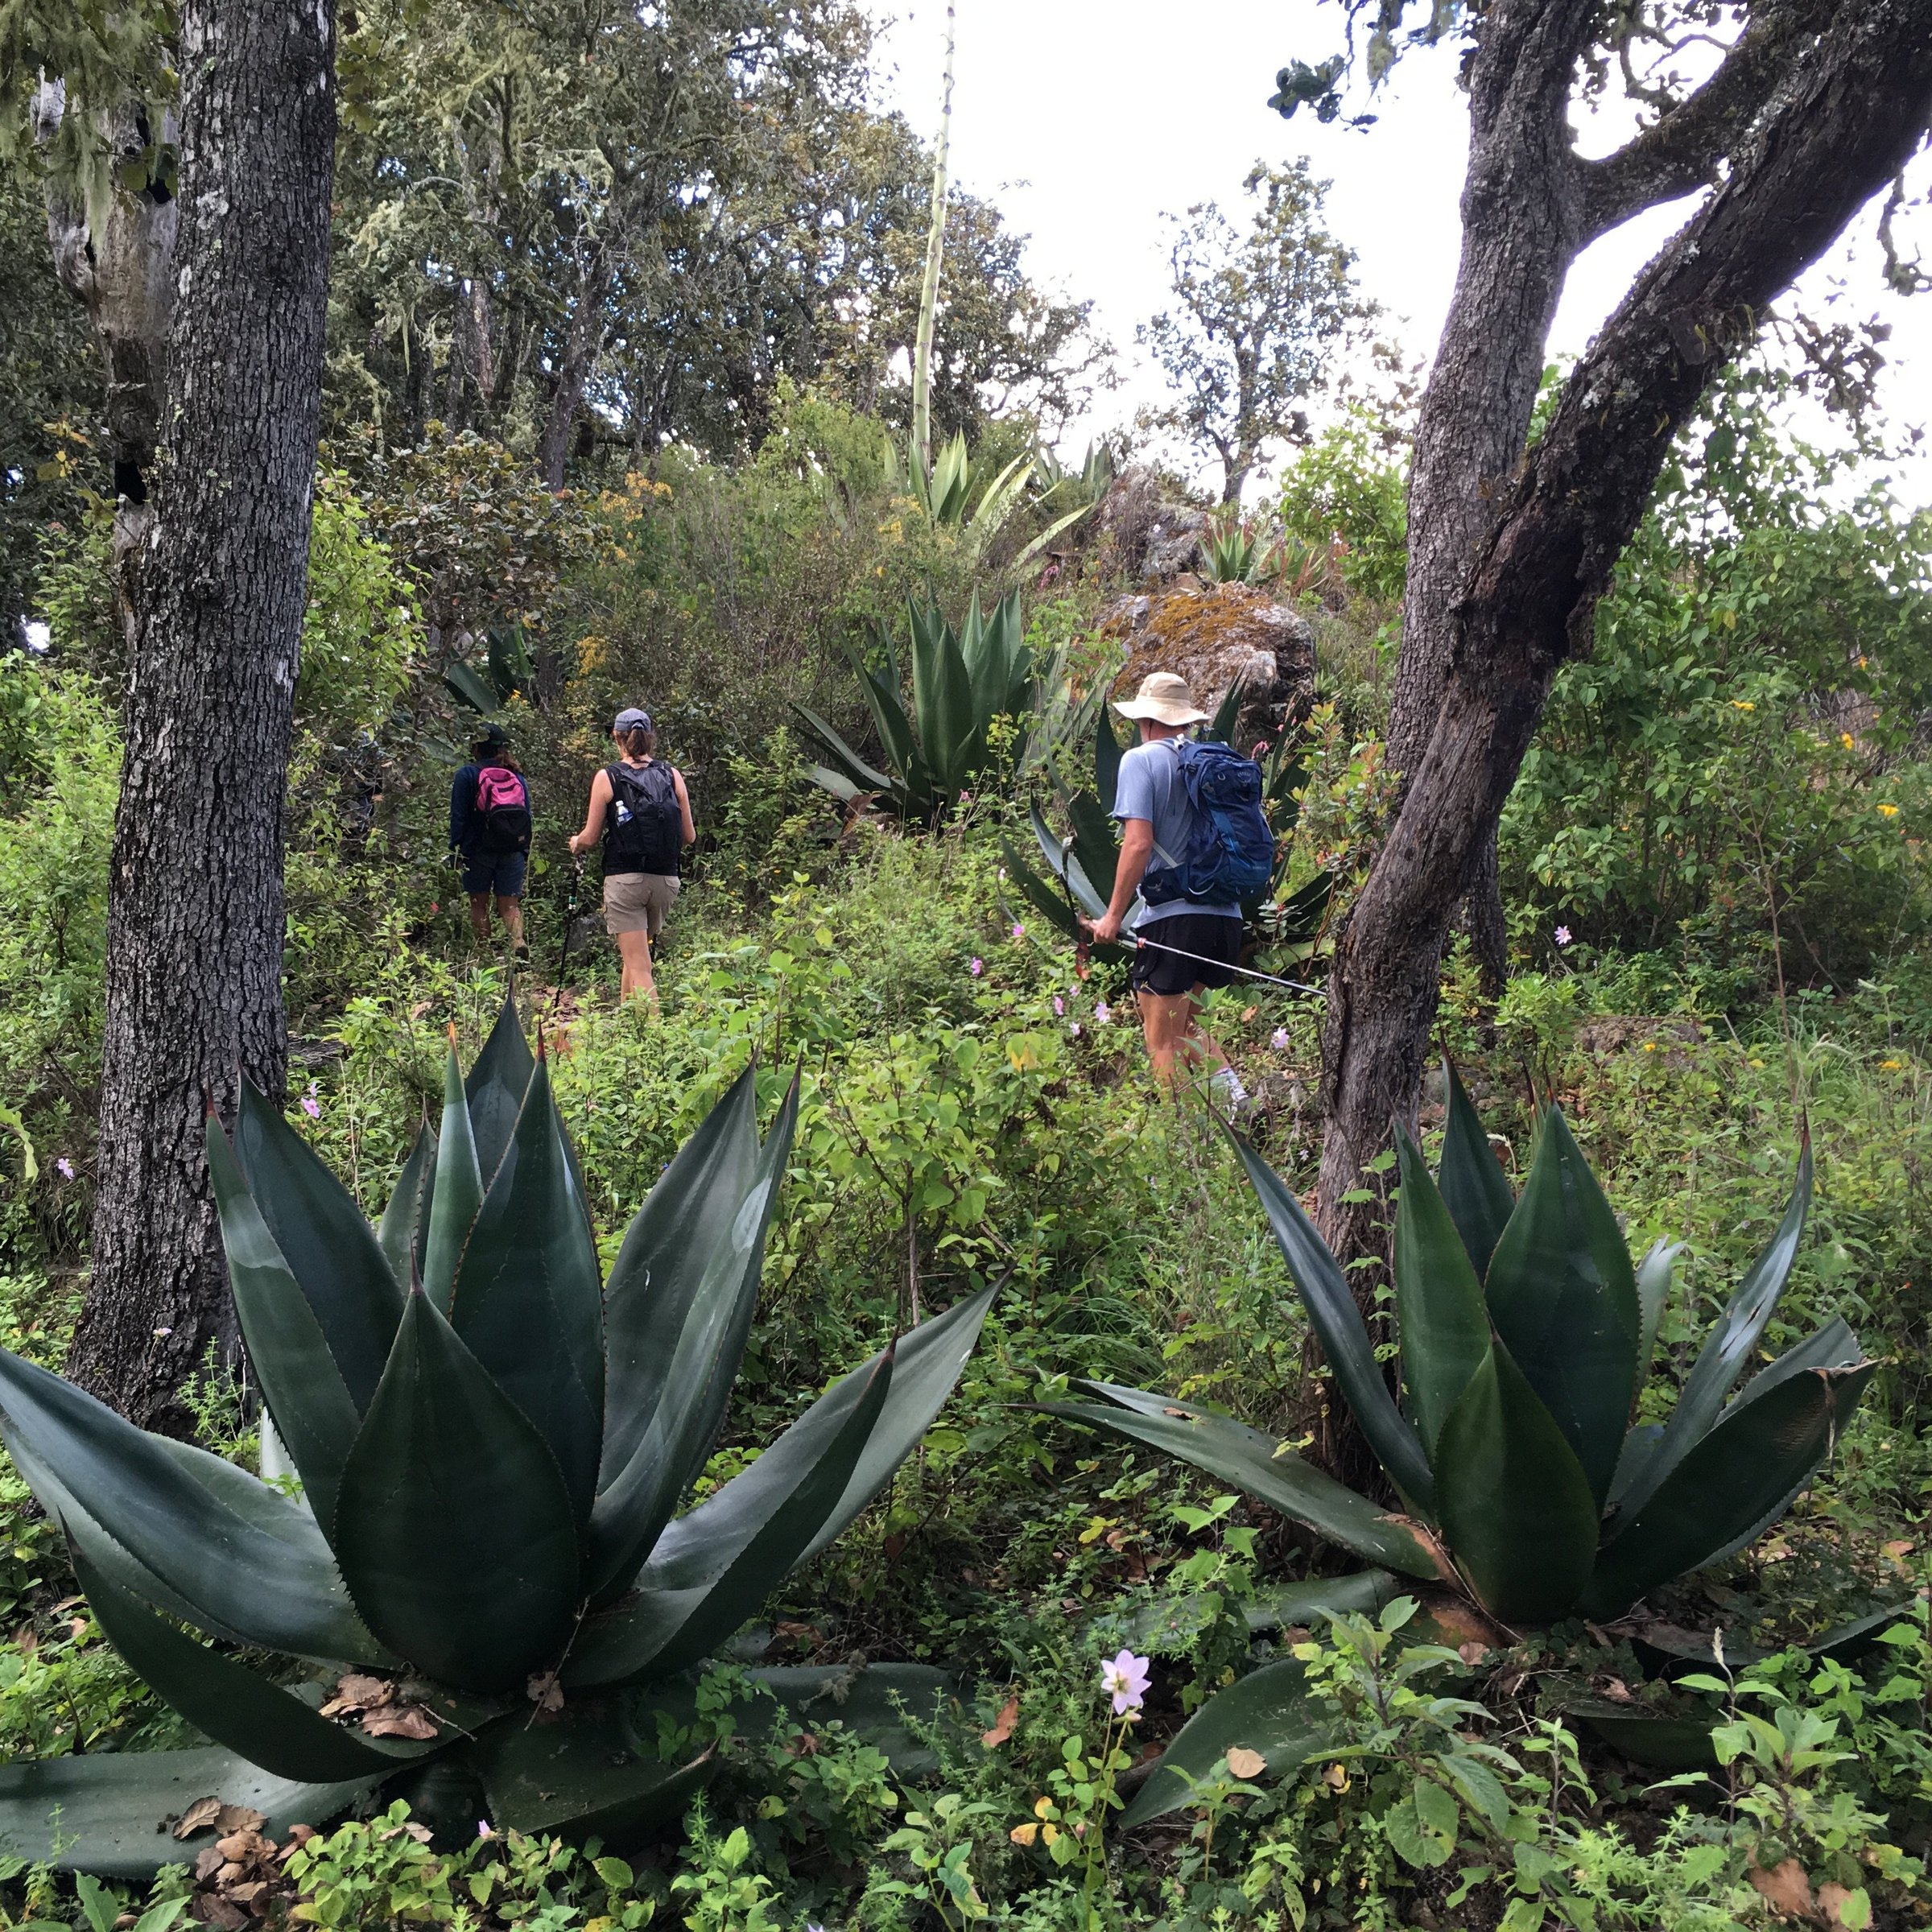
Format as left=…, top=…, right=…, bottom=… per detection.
left=1111, top=734, right=1241, bottom=927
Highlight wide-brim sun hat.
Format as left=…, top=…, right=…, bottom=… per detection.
left=1112, top=671, right=1208, bottom=727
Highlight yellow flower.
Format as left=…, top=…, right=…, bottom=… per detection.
left=1880, top=803, right=1901, bottom=817
left=1749, top=1058, right=1765, bottom=1067
left=1881, top=1059, right=1902, bottom=1071
left=1842, top=733, right=1856, bottom=749
left=1642, top=1041, right=1657, bottom=1052
left=1732, top=700, right=1756, bottom=712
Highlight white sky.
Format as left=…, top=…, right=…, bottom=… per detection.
left=865, top=0, right=1932, bottom=506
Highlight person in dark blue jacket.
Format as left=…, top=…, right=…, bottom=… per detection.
left=448, top=723, right=531, bottom=957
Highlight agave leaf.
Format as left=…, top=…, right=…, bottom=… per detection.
left=420, top=1044, right=484, bottom=1311
left=1011, top=497, right=1101, bottom=573
left=571, top=1348, right=895, bottom=1687
left=1608, top=1422, right=1665, bottom=1511
left=1241, top=1571, right=1402, bottom=1634
left=376, top=1121, right=435, bottom=1289
left=843, top=632, right=923, bottom=804
left=1618, top=1138, right=1813, bottom=1524
left=588, top=1081, right=797, bottom=1602
left=0, top=1747, right=382, bottom=1876
left=442, top=660, right=500, bottom=716
left=1233, top=1137, right=1435, bottom=1510
left=1207, top=679, right=1246, bottom=745
left=450, top=1057, right=605, bottom=1528
left=476, top=1698, right=712, bottom=1839
left=0, top=1348, right=387, bottom=1663
left=790, top=703, right=893, bottom=795
left=1633, top=1238, right=1682, bottom=1394
left=1570, top=1705, right=1718, bottom=1773
left=1042, top=1389, right=1443, bottom=1580
left=1435, top=1062, right=1513, bottom=1281
left=1483, top=1107, right=1638, bottom=1512
left=1391, top=1125, right=1490, bottom=1462
left=601, top=1064, right=760, bottom=1484
left=232, top=1086, right=402, bottom=1413
left=1063, top=791, right=1121, bottom=903
left=207, top=1121, right=360, bottom=1530
left=571, top=1284, right=994, bottom=1686
left=1120, top=1658, right=1331, bottom=1827
left=70, top=1538, right=424, bottom=1785
left=1433, top=1343, right=1600, bottom=1624
left=805, top=763, right=862, bottom=805
left=1093, top=706, right=1126, bottom=811
left=465, top=996, right=535, bottom=1190
left=1583, top=1357, right=1875, bottom=1621
left=1003, top=840, right=1084, bottom=938
left=332, top=1294, right=580, bottom=1692
left=910, top=605, right=977, bottom=799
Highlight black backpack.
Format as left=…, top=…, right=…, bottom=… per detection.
left=604, top=761, right=681, bottom=874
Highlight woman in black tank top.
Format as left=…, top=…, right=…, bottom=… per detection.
left=568, top=708, right=695, bottom=1009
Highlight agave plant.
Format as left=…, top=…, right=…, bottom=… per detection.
left=0, top=1002, right=993, bottom=1872
left=795, top=591, right=1043, bottom=823
left=1001, top=699, right=1331, bottom=960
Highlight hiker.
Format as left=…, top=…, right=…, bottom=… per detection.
left=568, top=706, right=695, bottom=1009
left=1082, top=671, right=1251, bottom=1108
left=448, top=724, right=533, bottom=959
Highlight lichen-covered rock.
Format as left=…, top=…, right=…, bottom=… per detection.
left=1101, top=583, right=1315, bottom=746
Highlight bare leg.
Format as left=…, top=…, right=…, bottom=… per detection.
left=616, top=928, right=657, bottom=1011
left=468, top=893, right=492, bottom=944
left=497, top=894, right=524, bottom=949
left=1136, top=985, right=1231, bottom=1092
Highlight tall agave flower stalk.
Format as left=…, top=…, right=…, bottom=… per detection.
left=0, top=1002, right=993, bottom=1872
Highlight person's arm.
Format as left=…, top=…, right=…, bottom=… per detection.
left=449, top=767, right=472, bottom=852
left=568, top=769, right=613, bottom=856
left=1087, top=819, right=1153, bottom=945
left=672, top=769, right=696, bottom=847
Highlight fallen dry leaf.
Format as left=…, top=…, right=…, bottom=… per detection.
left=1596, top=1677, right=1634, bottom=1705
left=1746, top=1856, right=1815, bottom=1918
left=1321, top=1762, right=1348, bottom=1791
left=1241, top=1005, right=1258, bottom=1023
left=981, top=1695, right=1021, bottom=1749
left=1456, top=1641, right=1488, bottom=1666
left=1818, top=1880, right=1872, bottom=1928
left=175, top=1798, right=225, bottom=1841
left=526, top=1670, right=565, bottom=1715
left=192, top=1849, right=225, bottom=1884
left=319, top=1673, right=393, bottom=1719
left=1224, top=1747, right=1265, bottom=1779
left=361, top=1703, right=440, bottom=1740
left=191, top=1897, right=247, bottom=1931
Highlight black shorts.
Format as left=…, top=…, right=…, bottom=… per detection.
left=1129, top=913, right=1242, bottom=996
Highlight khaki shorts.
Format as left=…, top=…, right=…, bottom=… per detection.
left=604, top=872, right=679, bottom=938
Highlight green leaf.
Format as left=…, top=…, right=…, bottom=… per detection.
left=1119, top=1659, right=1331, bottom=1827
left=420, top=1042, right=484, bottom=1311
left=1435, top=1061, right=1513, bottom=1280
left=1619, top=1138, right=1812, bottom=1523
left=910, top=601, right=977, bottom=798
left=1233, top=1137, right=1435, bottom=1509
left=1092, top=706, right=1126, bottom=819
left=0, top=1747, right=381, bottom=1876
left=1482, top=1107, right=1638, bottom=1511
left=443, top=660, right=500, bottom=715
left=332, top=1294, right=580, bottom=1692
left=232, top=1086, right=402, bottom=1413
left=1583, top=1356, right=1875, bottom=1620
left=475, top=1698, right=712, bottom=1839
left=376, top=1121, right=434, bottom=1289
left=790, top=704, right=892, bottom=795
left=1568, top=1703, right=1717, bottom=1772
left=464, top=995, right=535, bottom=1189
left=1241, top=1571, right=1402, bottom=1635
left=1633, top=1238, right=1683, bottom=1393
left=450, top=1057, right=605, bottom=1529
left=70, top=1538, right=421, bottom=1785
left=1042, top=1387, right=1443, bottom=1580
left=570, top=1345, right=895, bottom=1686
left=0, top=1349, right=386, bottom=1663
left=206, top=1120, right=361, bottom=1530
left=588, top=1077, right=796, bottom=1602
left=1392, top=1125, right=1489, bottom=1461
left=1433, top=1344, right=1599, bottom=1624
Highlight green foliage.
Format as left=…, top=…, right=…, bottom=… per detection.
left=1275, top=407, right=1409, bottom=605
left=297, top=473, right=417, bottom=754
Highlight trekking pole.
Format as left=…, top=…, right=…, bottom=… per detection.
left=555, top=857, right=584, bottom=984
left=1129, top=932, right=1326, bottom=997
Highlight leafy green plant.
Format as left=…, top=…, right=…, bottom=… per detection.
left=0, top=1000, right=993, bottom=1871
left=1046, top=1068, right=1874, bottom=1814
left=795, top=592, right=1042, bottom=823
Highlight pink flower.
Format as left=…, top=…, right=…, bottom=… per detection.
left=430, top=901, right=440, bottom=914
left=1011, top=922, right=1026, bottom=941
left=56, top=1157, right=74, bottom=1181
left=1052, top=995, right=1064, bottom=1017
left=1554, top=925, right=1572, bottom=947
left=1094, top=1002, right=1111, bottom=1025
left=302, top=1080, right=321, bottom=1121
left=1069, top=1021, right=1083, bottom=1038
left=1253, top=741, right=1270, bottom=758
left=1270, top=1028, right=1290, bottom=1051
left=1101, top=1649, right=1151, bottom=1716
left=970, top=957, right=984, bottom=977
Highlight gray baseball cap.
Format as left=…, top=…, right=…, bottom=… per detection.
left=613, top=707, right=652, bottom=733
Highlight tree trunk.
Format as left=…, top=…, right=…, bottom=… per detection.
left=1315, top=0, right=1932, bottom=1278
left=538, top=248, right=609, bottom=492
left=68, top=0, right=338, bottom=1430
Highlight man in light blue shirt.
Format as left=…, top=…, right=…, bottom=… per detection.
left=1085, top=671, right=1246, bottom=1101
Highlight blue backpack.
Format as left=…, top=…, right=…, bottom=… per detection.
left=1141, top=740, right=1277, bottom=907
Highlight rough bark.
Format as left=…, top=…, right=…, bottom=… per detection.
left=68, top=0, right=338, bottom=1429
left=1315, top=0, right=1932, bottom=1293
left=537, top=246, right=609, bottom=492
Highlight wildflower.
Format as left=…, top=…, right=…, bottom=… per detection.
left=152, top=1327, right=171, bottom=1340
left=1554, top=925, right=1572, bottom=947
left=1052, top=995, right=1064, bottom=1017
left=1642, top=1042, right=1657, bottom=1053
left=430, top=902, right=440, bottom=914
left=1100, top=1649, right=1151, bottom=1716
left=1094, top=1001, right=1111, bottom=1025
left=1732, top=700, right=1756, bottom=712
left=1069, top=1022, right=1082, bottom=1038
left=1842, top=733, right=1856, bottom=750
left=55, top=1157, right=74, bottom=1181
left=1881, top=1059, right=1902, bottom=1071
left=970, top=957, right=984, bottom=978
left=1011, top=921, right=1026, bottom=941
left=302, top=1080, right=321, bottom=1121
left=1252, top=741, right=1270, bottom=759
left=1880, top=803, right=1901, bottom=818
left=477, top=1821, right=495, bottom=1840
left=1270, top=1027, right=1290, bottom=1051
